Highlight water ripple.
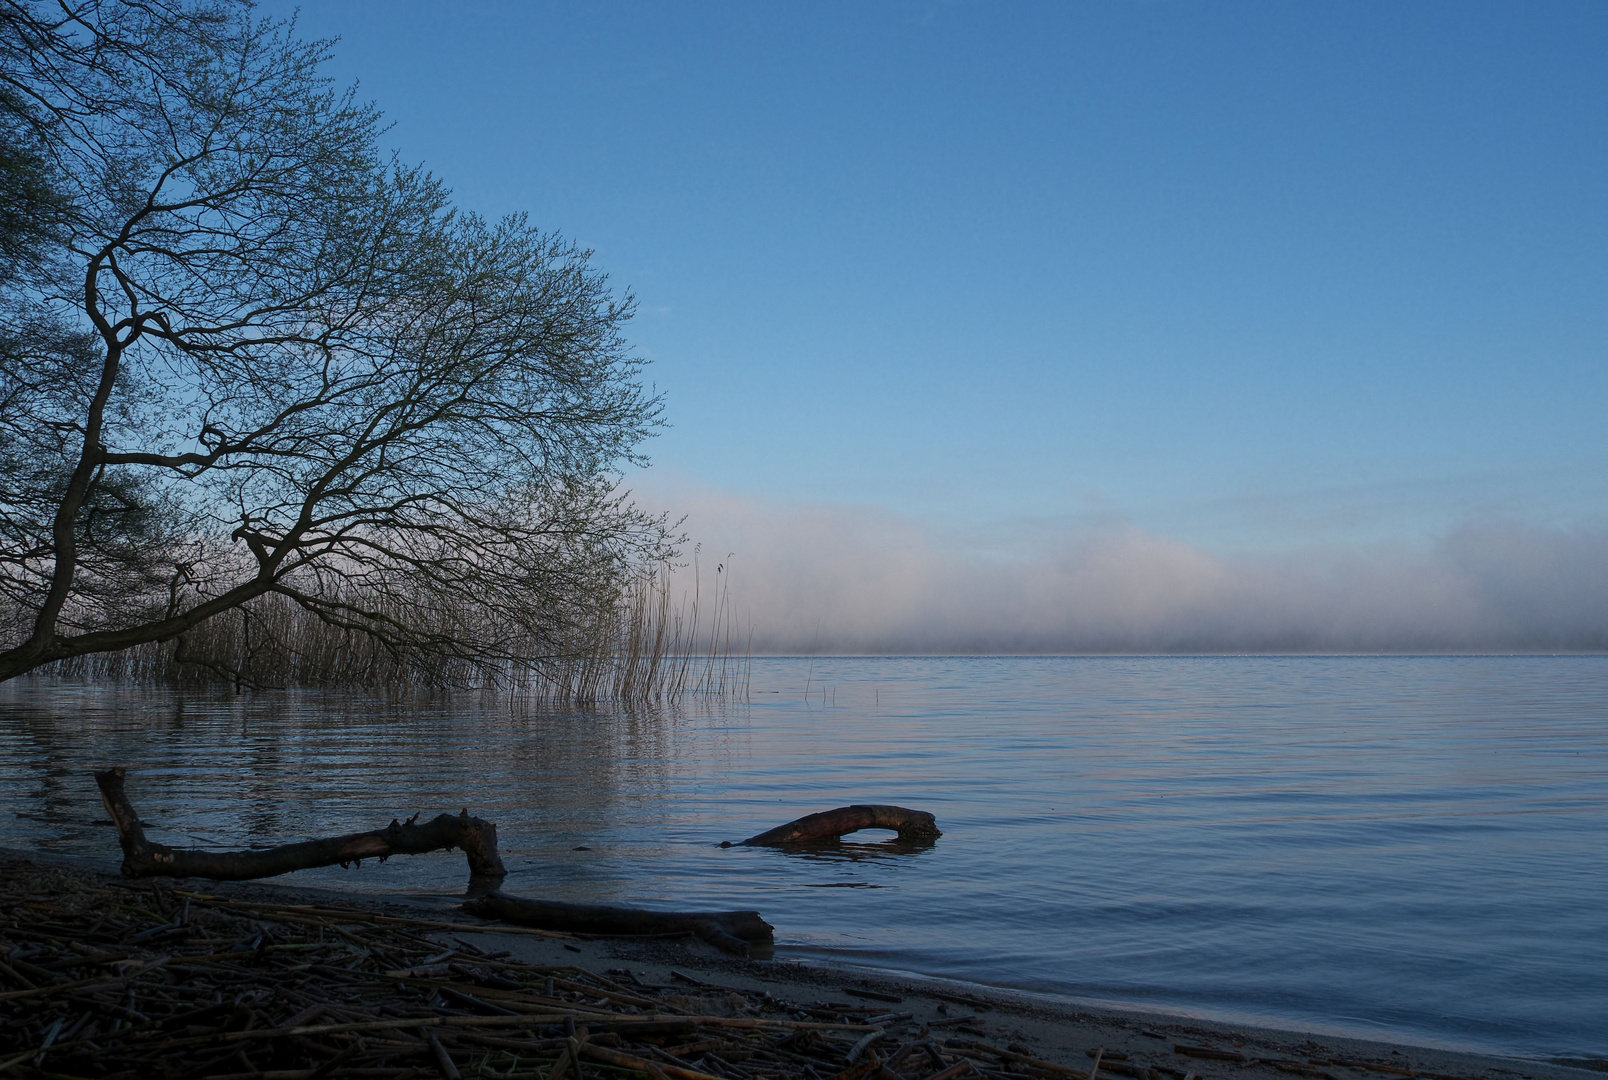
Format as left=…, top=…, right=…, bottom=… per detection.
left=2, top=655, right=1604, bottom=1059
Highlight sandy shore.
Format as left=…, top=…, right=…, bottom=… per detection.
left=454, top=905, right=1606, bottom=1080
left=2, top=849, right=1600, bottom=1080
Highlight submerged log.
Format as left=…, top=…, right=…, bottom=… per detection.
left=93, top=767, right=507, bottom=887
left=724, top=804, right=941, bottom=847
left=463, top=891, right=773, bottom=956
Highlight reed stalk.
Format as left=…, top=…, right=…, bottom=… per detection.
left=36, top=559, right=749, bottom=707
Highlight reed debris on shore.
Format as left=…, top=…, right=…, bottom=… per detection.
left=0, top=860, right=1019, bottom=1080
left=1, top=861, right=836, bottom=1078
left=0, top=858, right=1526, bottom=1080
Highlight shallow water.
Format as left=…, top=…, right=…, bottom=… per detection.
left=2, top=656, right=1604, bottom=1059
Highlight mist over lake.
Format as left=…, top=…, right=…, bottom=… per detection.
left=5, top=655, right=1604, bottom=1060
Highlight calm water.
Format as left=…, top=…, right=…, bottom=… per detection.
left=2, top=657, right=1604, bottom=1059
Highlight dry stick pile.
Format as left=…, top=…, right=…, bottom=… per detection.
left=0, top=864, right=1502, bottom=1080
left=0, top=866, right=1036, bottom=1080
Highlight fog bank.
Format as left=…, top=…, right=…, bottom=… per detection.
left=645, top=486, right=1608, bottom=654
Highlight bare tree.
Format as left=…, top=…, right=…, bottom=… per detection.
left=0, top=0, right=672, bottom=686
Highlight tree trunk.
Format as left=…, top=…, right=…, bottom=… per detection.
left=93, top=767, right=506, bottom=888
left=462, top=892, right=773, bottom=956
left=725, top=804, right=941, bottom=847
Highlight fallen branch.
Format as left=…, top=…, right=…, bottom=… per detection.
left=725, top=804, right=941, bottom=846
left=463, top=892, right=773, bottom=956
left=172, top=894, right=579, bottom=939
left=577, top=1038, right=724, bottom=1080
left=93, top=767, right=506, bottom=887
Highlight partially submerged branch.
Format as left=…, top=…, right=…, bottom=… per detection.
left=93, top=767, right=506, bottom=888
left=462, top=892, right=773, bottom=956
left=90, top=767, right=777, bottom=953
left=726, top=804, right=942, bottom=847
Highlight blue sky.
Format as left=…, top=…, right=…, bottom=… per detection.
left=266, top=1, right=1608, bottom=649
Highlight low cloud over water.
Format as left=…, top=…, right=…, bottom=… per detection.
left=643, top=484, right=1608, bottom=654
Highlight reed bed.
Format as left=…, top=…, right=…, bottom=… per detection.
left=35, top=561, right=749, bottom=707
left=553, top=559, right=750, bottom=706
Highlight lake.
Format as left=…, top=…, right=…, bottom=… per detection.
left=2, top=656, right=1604, bottom=1060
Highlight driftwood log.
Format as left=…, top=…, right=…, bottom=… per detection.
left=463, top=892, right=774, bottom=956
left=93, top=767, right=507, bottom=887
left=724, top=804, right=941, bottom=847
left=93, top=768, right=777, bottom=951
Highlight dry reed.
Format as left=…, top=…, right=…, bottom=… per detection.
left=34, top=559, right=749, bottom=707
left=0, top=859, right=905, bottom=1080
left=0, top=858, right=1486, bottom=1080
